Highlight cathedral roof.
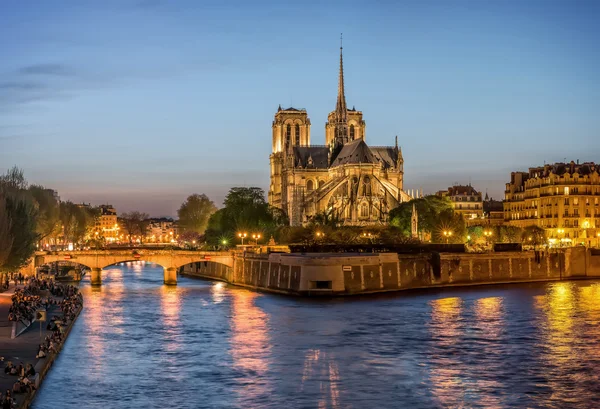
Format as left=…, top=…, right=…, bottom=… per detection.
left=370, top=146, right=399, bottom=170
left=293, top=146, right=329, bottom=169
left=330, top=138, right=376, bottom=166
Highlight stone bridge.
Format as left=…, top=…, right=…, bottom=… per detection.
left=30, top=250, right=234, bottom=285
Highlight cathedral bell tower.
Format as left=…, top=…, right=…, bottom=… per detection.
left=268, top=106, right=311, bottom=210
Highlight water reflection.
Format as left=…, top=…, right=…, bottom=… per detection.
left=229, top=290, right=272, bottom=406
left=159, top=285, right=181, bottom=354
left=427, top=297, right=464, bottom=407
left=33, top=268, right=600, bottom=409
left=211, top=282, right=226, bottom=304
left=300, top=349, right=341, bottom=409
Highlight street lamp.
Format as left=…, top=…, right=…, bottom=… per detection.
left=238, top=232, right=247, bottom=245
left=252, top=233, right=261, bottom=245
left=316, top=232, right=325, bottom=239
left=443, top=230, right=453, bottom=244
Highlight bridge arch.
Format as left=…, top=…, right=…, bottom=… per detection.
left=32, top=250, right=235, bottom=286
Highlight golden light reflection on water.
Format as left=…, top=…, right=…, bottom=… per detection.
left=159, top=284, right=182, bottom=354
left=535, top=281, right=596, bottom=405
left=300, top=349, right=341, bottom=409
left=475, top=297, right=503, bottom=339
left=84, top=266, right=125, bottom=379
left=229, top=290, right=272, bottom=404
left=427, top=297, right=464, bottom=407
left=211, top=282, right=226, bottom=304
left=473, top=297, right=505, bottom=408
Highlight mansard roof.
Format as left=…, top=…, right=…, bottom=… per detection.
left=293, top=146, right=329, bottom=169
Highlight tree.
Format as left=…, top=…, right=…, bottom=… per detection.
left=389, top=195, right=455, bottom=239
left=120, top=212, right=141, bottom=243
left=177, top=194, right=217, bottom=234
left=0, top=166, right=28, bottom=191
left=29, top=185, right=60, bottom=242
left=58, top=202, right=99, bottom=245
left=522, top=225, right=546, bottom=247
left=0, top=193, right=14, bottom=267
left=0, top=167, right=38, bottom=272
left=204, top=187, right=286, bottom=245
left=137, top=213, right=150, bottom=242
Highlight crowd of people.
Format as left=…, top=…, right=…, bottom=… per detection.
left=6, top=278, right=76, bottom=325
left=2, top=278, right=83, bottom=405
left=1, top=389, right=16, bottom=409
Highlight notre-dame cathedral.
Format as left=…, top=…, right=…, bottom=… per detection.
left=268, top=43, right=410, bottom=226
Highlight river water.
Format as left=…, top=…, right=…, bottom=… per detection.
left=33, top=262, right=600, bottom=409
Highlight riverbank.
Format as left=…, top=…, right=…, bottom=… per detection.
left=181, top=247, right=600, bottom=296
left=0, top=284, right=83, bottom=409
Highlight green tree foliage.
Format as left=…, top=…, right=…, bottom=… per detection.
left=389, top=195, right=466, bottom=242
left=522, top=225, right=546, bottom=246
left=59, top=202, right=98, bottom=244
left=177, top=194, right=217, bottom=234
left=0, top=194, right=14, bottom=266
left=29, top=185, right=60, bottom=241
left=204, top=187, right=286, bottom=245
left=0, top=167, right=38, bottom=272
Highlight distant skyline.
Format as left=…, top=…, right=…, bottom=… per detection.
left=1, top=0, right=598, bottom=217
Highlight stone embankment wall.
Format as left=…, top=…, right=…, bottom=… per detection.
left=181, top=247, right=598, bottom=296
left=19, top=303, right=83, bottom=408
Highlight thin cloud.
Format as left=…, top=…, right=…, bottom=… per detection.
left=18, top=63, right=77, bottom=77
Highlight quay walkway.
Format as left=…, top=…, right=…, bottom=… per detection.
left=0, top=284, right=81, bottom=408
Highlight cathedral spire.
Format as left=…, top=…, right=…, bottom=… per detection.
left=336, top=33, right=347, bottom=122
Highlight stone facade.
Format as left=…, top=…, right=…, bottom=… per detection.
left=268, top=45, right=409, bottom=226
left=437, top=185, right=483, bottom=226
left=181, top=247, right=596, bottom=296
left=504, top=161, right=600, bottom=247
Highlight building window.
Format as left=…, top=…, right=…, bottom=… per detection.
left=295, top=124, right=300, bottom=146
left=360, top=203, right=369, bottom=218
left=306, top=180, right=314, bottom=191
left=350, top=124, right=355, bottom=140
left=574, top=220, right=579, bottom=228
left=564, top=198, right=569, bottom=206
left=318, top=180, right=325, bottom=189
left=574, top=198, right=579, bottom=205
left=285, top=124, right=291, bottom=150
left=564, top=187, right=569, bottom=195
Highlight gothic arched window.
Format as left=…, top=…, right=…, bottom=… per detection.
left=306, top=180, right=314, bottom=191
left=350, top=124, right=355, bottom=140
left=295, top=124, right=301, bottom=146
left=360, top=203, right=369, bottom=218
left=285, top=124, right=291, bottom=150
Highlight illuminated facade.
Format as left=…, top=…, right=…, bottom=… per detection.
left=504, top=161, right=600, bottom=247
left=268, top=44, right=409, bottom=226
left=437, top=185, right=483, bottom=226
left=95, top=205, right=119, bottom=242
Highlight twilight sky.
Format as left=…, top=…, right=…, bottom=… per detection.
left=1, top=0, right=598, bottom=217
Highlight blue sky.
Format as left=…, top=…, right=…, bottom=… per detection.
left=1, top=0, right=598, bottom=216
